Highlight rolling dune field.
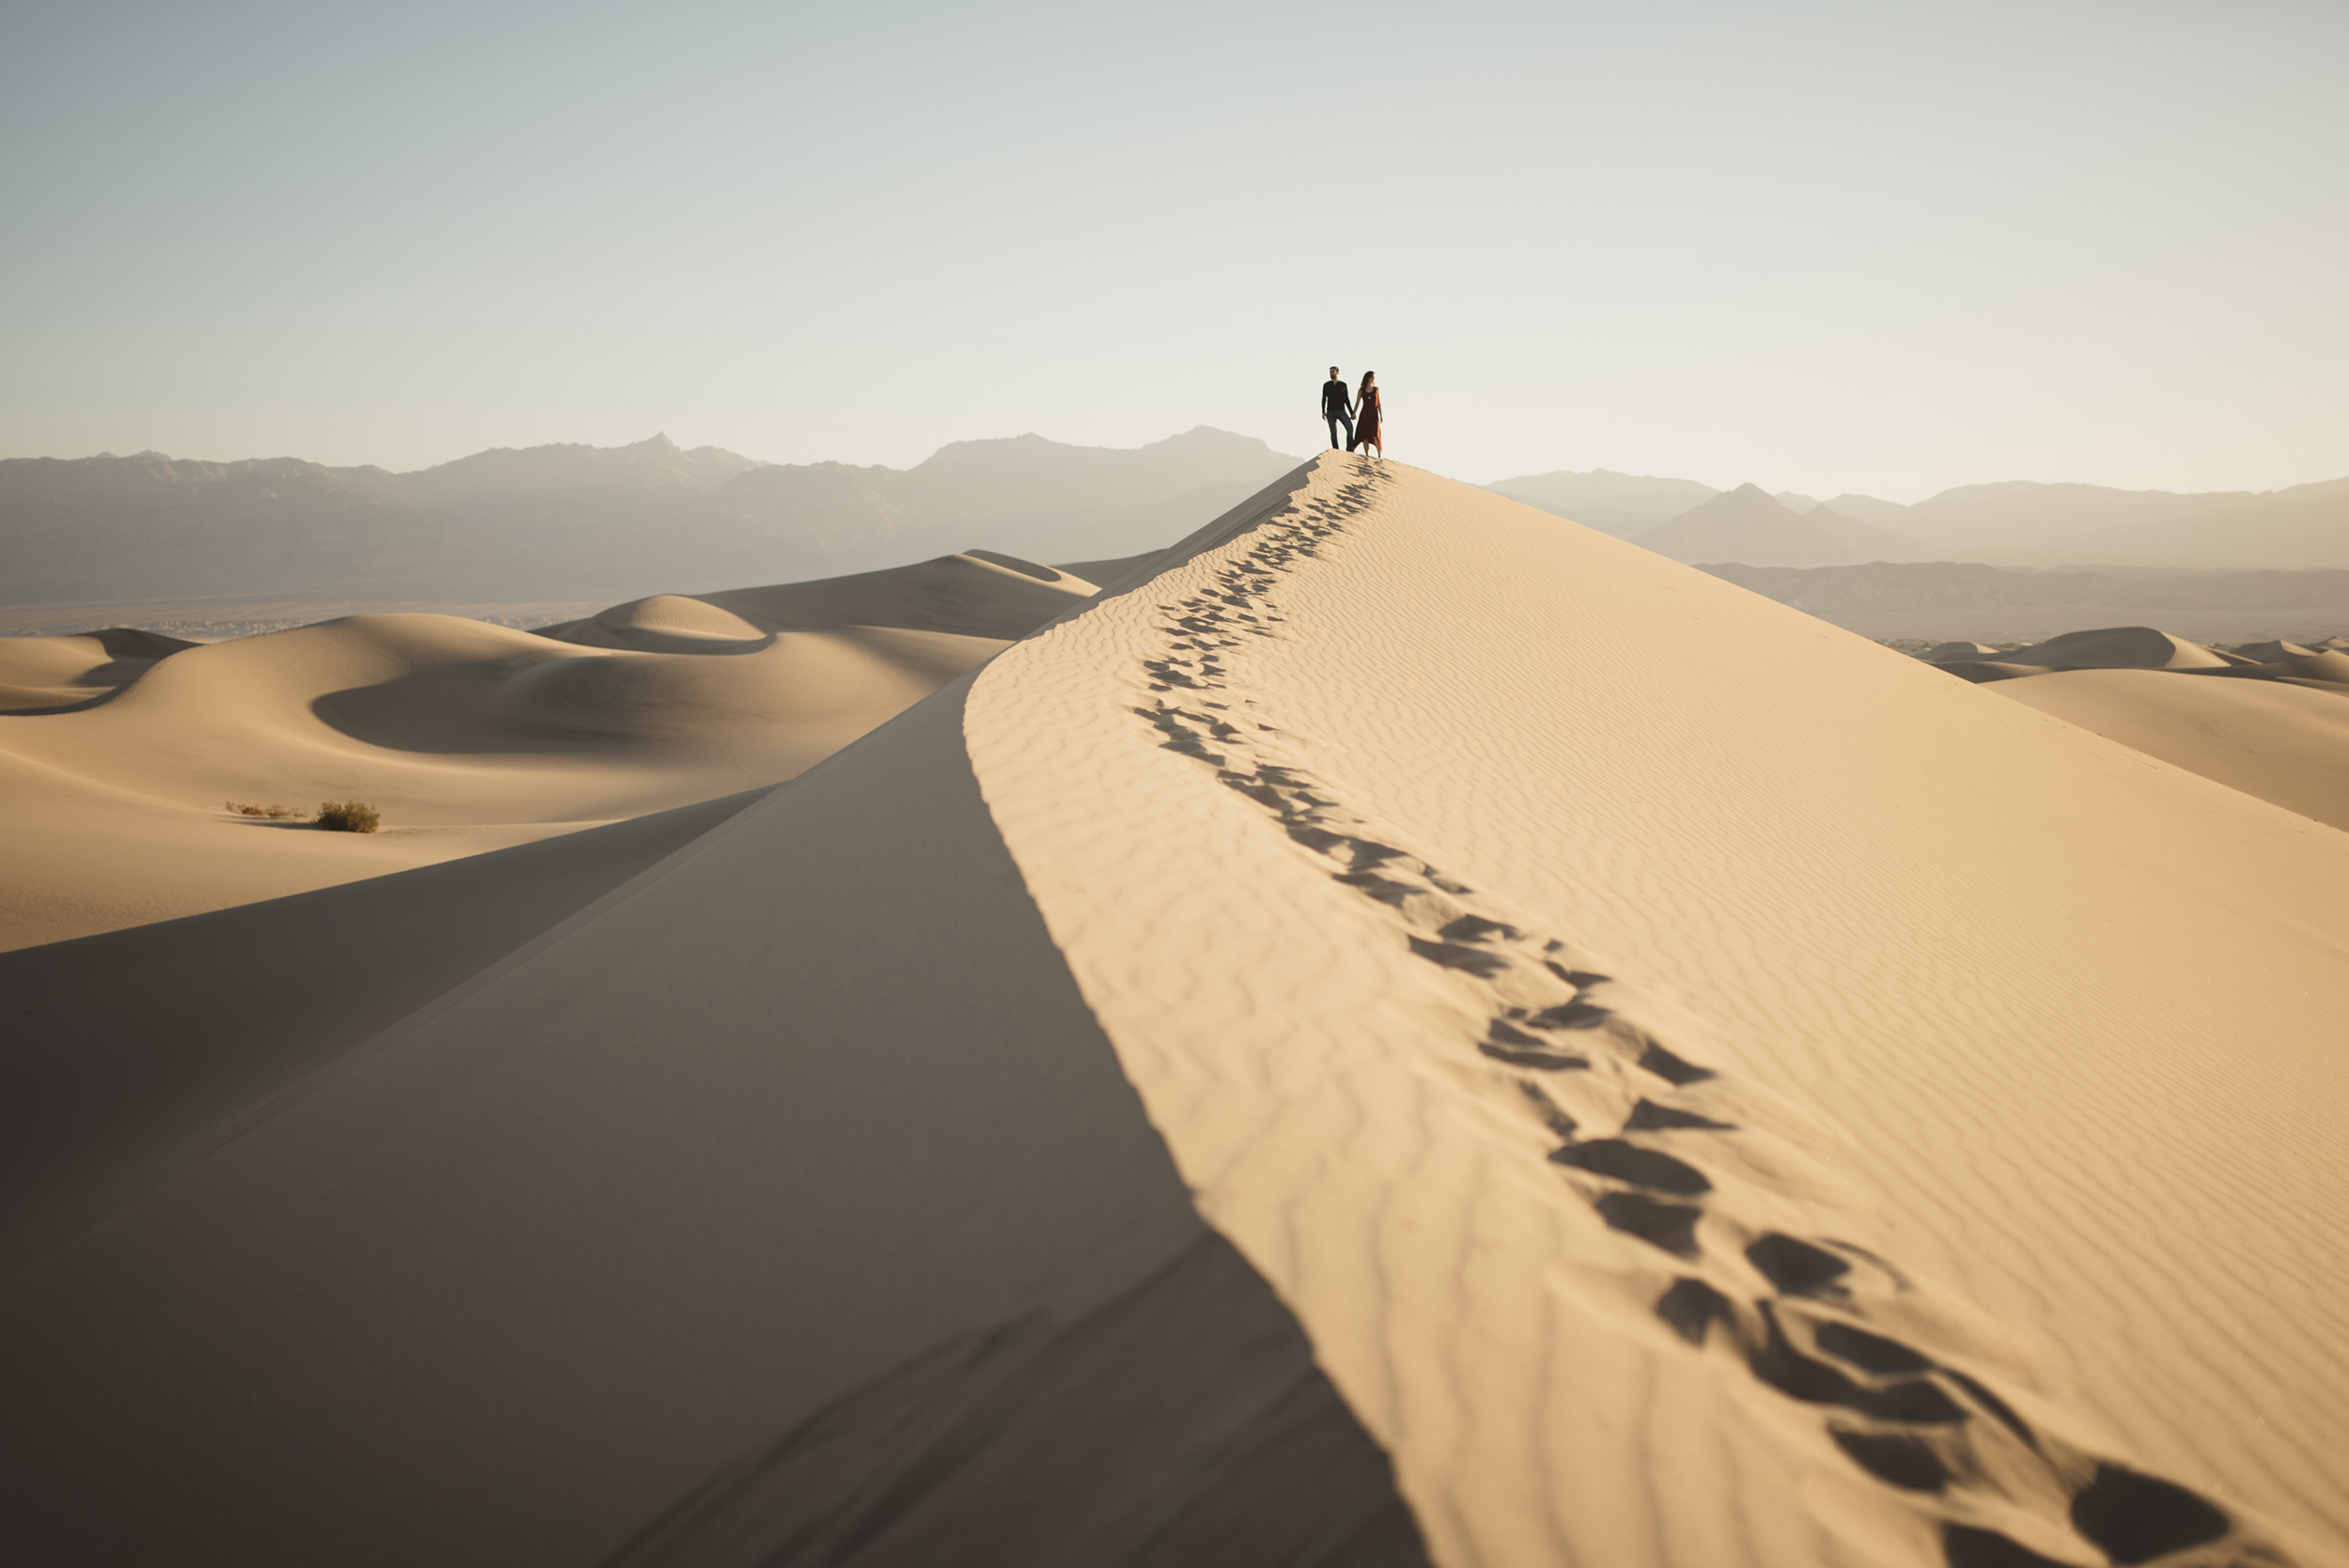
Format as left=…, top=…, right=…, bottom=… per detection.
left=1, top=457, right=2345, bottom=1568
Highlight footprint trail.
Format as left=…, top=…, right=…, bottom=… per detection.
left=1129, top=455, right=2307, bottom=1568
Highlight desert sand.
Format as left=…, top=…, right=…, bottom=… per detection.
left=1890, top=629, right=2349, bottom=833
left=3, top=455, right=2348, bottom=1567
left=0, top=551, right=1097, bottom=949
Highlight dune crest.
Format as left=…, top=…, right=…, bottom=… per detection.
left=967, top=454, right=2349, bottom=1565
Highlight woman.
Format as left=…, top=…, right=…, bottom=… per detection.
left=1350, top=371, right=1384, bottom=457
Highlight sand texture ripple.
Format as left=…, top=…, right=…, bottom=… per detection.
left=966, top=453, right=2349, bottom=1568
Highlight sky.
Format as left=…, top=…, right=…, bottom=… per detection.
left=4, top=0, right=2343, bottom=501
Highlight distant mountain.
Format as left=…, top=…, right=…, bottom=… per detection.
left=1488, top=462, right=2349, bottom=566
left=0, top=434, right=758, bottom=602
left=1484, top=469, right=1719, bottom=538
left=1632, top=483, right=1929, bottom=567
left=398, top=433, right=762, bottom=501
left=1699, top=560, right=2349, bottom=614
left=1814, top=493, right=1913, bottom=526
left=684, top=427, right=1299, bottom=577
left=0, top=427, right=1300, bottom=605
left=1904, top=477, right=2349, bottom=564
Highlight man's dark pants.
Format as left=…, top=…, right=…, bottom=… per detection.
left=1327, top=413, right=1353, bottom=450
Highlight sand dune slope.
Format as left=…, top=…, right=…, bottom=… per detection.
left=0, top=662, right=1426, bottom=1568
left=7, top=459, right=2349, bottom=1567
left=0, top=552, right=1081, bottom=949
left=1990, top=668, right=2349, bottom=833
left=547, top=550, right=1101, bottom=650
left=0, top=627, right=193, bottom=712
left=1987, top=625, right=2243, bottom=670
left=966, top=455, right=2349, bottom=1567
left=0, top=785, right=770, bottom=1277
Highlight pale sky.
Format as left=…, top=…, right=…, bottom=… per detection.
left=5, top=0, right=2343, bottom=502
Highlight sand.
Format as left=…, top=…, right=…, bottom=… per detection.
left=0, top=551, right=1094, bottom=950
left=4, top=456, right=2347, bottom=1566
left=1983, top=669, right=2349, bottom=832
left=964, top=457, right=2349, bottom=1567
left=0, top=786, right=771, bottom=1274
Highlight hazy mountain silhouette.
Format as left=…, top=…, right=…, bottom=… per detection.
left=1490, top=468, right=2348, bottom=566
left=1483, top=469, right=1719, bottom=538
left=1633, top=483, right=1929, bottom=567
left=688, top=427, right=1299, bottom=576
left=1902, top=477, right=2349, bottom=563
left=1701, top=560, right=2349, bottom=614
left=1812, top=492, right=1914, bottom=526
left=0, top=428, right=1299, bottom=605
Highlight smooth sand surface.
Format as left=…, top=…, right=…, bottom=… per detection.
left=5, top=458, right=2348, bottom=1566
left=0, top=786, right=770, bottom=1276
left=0, top=551, right=1092, bottom=949
left=1992, top=668, right=2349, bottom=832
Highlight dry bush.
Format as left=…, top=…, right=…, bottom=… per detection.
left=316, top=800, right=381, bottom=833
left=226, top=801, right=308, bottom=820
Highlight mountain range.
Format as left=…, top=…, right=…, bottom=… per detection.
left=0, top=429, right=1299, bottom=606
left=8, top=437, right=2349, bottom=613
left=1489, top=466, right=2349, bottom=567
left=1626, top=483, right=1928, bottom=567
left=1699, top=560, right=2349, bottom=618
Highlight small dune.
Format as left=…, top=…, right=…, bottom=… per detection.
left=0, top=551, right=1090, bottom=949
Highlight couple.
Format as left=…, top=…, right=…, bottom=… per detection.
left=1320, top=367, right=1385, bottom=456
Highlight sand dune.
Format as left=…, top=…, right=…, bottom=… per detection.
left=0, top=626, right=194, bottom=712
left=0, top=551, right=1091, bottom=949
left=1980, top=624, right=2243, bottom=670
left=6, top=454, right=2347, bottom=1566
left=0, top=786, right=770, bottom=1275
left=1892, top=625, right=2349, bottom=829
left=1992, top=669, right=2349, bottom=833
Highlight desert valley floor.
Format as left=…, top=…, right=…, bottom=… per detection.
left=3, top=454, right=2347, bottom=1568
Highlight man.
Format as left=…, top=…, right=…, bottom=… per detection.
left=1321, top=366, right=1354, bottom=450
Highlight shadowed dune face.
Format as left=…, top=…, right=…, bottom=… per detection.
left=1989, top=624, right=2238, bottom=670
left=0, top=551, right=1095, bottom=949
left=0, top=786, right=774, bottom=1274
left=0, top=671, right=1429, bottom=1568
left=0, top=626, right=194, bottom=713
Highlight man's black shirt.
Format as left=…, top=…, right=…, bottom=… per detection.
left=1321, top=379, right=1353, bottom=415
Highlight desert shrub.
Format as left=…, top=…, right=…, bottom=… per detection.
left=226, top=801, right=309, bottom=820
left=316, top=800, right=381, bottom=833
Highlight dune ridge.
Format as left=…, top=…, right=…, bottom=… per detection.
left=967, top=454, right=2349, bottom=1566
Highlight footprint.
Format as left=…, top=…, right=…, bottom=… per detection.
left=2070, top=1465, right=2232, bottom=1565
left=1746, top=1234, right=1853, bottom=1298
left=1550, top=1140, right=1713, bottom=1197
